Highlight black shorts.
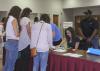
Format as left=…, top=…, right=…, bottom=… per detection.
left=53, top=38, right=62, bottom=46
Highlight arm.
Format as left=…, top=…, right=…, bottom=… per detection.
left=12, top=19, right=19, bottom=37
left=78, top=20, right=86, bottom=39
left=47, top=24, right=55, bottom=49
left=87, top=29, right=98, bottom=42
left=78, top=28, right=86, bottom=39
left=87, top=20, right=99, bottom=42
left=30, top=25, right=37, bottom=57
left=90, top=29, right=97, bottom=40
left=72, top=42, right=80, bottom=51
left=2, top=25, right=6, bottom=37
left=56, top=38, right=66, bottom=47
left=52, top=31, right=55, bottom=38
left=26, top=22, right=31, bottom=39
left=30, top=25, right=35, bottom=49
left=72, top=36, right=80, bottom=51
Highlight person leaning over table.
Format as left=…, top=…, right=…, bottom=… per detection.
left=59, top=26, right=92, bottom=52
left=65, top=27, right=80, bottom=51
left=30, top=14, right=55, bottom=71
left=50, top=23, right=62, bottom=46
left=57, top=27, right=80, bottom=51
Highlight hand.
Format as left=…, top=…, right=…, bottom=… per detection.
left=30, top=48, right=37, bottom=57
left=72, top=49, right=77, bottom=51
left=16, top=33, right=20, bottom=37
left=87, top=38, right=92, bottom=43
left=50, top=48, right=55, bottom=51
left=56, top=45, right=60, bottom=48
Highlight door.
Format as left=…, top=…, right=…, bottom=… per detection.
left=53, top=15, right=59, bottom=26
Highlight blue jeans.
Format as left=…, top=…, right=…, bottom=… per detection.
left=33, top=51, right=49, bottom=71
left=3, top=39, right=18, bottom=71
left=91, top=36, right=99, bottom=49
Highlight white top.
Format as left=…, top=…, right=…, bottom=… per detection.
left=18, top=17, right=31, bottom=51
left=6, top=16, right=19, bottom=40
left=30, top=21, right=54, bottom=52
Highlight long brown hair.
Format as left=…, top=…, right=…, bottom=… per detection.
left=19, top=8, right=32, bottom=32
left=4, top=6, right=21, bottom=30
left=8, top=6, right=21, bottom=21
left=20, top=8, right=32, bottom=18
left=65, top=27, right=76, bottom=40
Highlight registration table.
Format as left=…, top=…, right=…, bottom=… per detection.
left=14, top=49, right=100, bottom=71
left=47, top=50, right=100, bottom=71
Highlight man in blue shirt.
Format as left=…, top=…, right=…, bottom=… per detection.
left=51, top=23, right=62, bottom=46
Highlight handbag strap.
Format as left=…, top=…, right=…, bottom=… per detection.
left=36, top=23, right=44, bottom=47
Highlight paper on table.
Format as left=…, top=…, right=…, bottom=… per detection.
left=53, top=49, right=66, bottom=52
left=63, top=53, right=83, bottom=57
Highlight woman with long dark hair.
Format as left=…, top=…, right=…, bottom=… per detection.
left=17, top=8, right=32, bottom=71
left=65, top=27, right=80, bottom=51
left=3, top=6, right=21, bottom=71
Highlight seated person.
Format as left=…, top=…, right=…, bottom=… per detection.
left=65, top=27, right=80, bottom=51
left=56, top=27, right=80, bottom=51
left=51, top=23, right=62, bottom=46
left=57, top=27, right=89, bottom=52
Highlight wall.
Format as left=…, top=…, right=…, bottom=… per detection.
left=63, top=6, right=100, bottom=22
left=63, top=0, right=100, bottom=8
left=1, top=0, right=100, bottom=24
left=59, top=0, right=100, bottom=23
left=0, top=0, right=62, bottom=14
left=0, top=0, right=63, bottom=24
left=0, top=11, right=7, bottom=20
left=62, top=9, right=73, bottom=22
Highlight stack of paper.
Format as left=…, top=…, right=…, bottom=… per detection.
left=53, top=49, right=66, bottom=52
left=63, top=53, right=83, bottom=57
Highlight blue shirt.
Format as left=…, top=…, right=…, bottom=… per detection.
left=51, top=23, right=62, bottom=41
